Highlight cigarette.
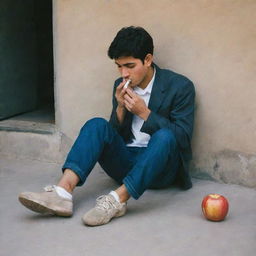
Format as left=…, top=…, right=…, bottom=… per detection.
left=123, top=79, right=131, bottom=89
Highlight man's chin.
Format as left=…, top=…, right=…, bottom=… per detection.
left=129, top=82, right=138, bottom=88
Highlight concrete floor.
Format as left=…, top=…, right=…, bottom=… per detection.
left=1, top=156, right=256, bottom=256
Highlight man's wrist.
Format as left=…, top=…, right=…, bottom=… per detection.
left=140, top=109, right=151, bottom=121
left=116, top=105, right=127, bottom=124
left=117, top=105, right=126, bottom=112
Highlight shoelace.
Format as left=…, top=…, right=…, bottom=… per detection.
left=44, top=185, right=55, bottom=192
left=95, top=195, right=119, bottom=212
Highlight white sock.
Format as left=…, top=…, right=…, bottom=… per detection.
left=109, top=191, right=120, bottom=203
left=54, top=185, right=73, bottom=200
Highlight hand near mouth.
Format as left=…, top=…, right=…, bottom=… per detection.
left=124, top=88, right=151, bottom=121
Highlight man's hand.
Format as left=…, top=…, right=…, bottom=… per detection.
left=115, top=80, right=127, bottom=108
left=124, top=88, right=151, bottom=121
left=115, top=80, right=128, bottom=124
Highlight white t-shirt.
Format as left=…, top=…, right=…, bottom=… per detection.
left=126, top=68, right=156, bottom=147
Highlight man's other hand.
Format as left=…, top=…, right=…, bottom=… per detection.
left=124, top=88, right=151, bottom=121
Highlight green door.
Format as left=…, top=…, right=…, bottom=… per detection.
left=0, top=0, right=38, bottom=120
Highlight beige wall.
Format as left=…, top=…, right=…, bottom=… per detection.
left=53, top=0, right=256, bottom=187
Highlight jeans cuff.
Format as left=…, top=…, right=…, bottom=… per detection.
left=62, top=163, right=85, bottom=186
left=123, top=177, right=141, bottom=200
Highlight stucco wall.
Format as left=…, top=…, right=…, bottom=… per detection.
left=53, top=0, right=256, bottom=187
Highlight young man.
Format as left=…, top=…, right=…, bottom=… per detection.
left=19, top=26, right=195, bottom=226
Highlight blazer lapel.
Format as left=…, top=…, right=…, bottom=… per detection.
left=148, top=64, right=166, bottom=112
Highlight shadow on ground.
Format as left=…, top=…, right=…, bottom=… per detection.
left=0, top=156, right=255, bottom=256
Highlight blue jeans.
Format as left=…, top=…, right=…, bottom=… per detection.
left=62, top=118, right=181, bottom=199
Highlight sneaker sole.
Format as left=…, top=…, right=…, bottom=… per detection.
left=18, top=196, right=72, bottom=217
left=83, top=208, right=127, bottom=226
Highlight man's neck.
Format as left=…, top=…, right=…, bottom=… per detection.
left=138, top=66, right=154, bottom=89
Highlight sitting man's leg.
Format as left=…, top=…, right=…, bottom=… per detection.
left=122, top=128, right=181, bottom=200
left=18, top=118, right=132, bottom=217
left=82, top=128, right=180, bottom=226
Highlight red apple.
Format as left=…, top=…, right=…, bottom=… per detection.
left=201, top=194, right=229, bottom=221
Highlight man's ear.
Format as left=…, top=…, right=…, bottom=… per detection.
left=144, top=54, right=153, bottom=67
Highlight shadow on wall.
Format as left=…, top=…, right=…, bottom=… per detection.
left=191, top=149, right=256, bottom=189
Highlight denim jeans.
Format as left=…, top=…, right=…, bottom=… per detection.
left=62, top=118, right=181, bottom=199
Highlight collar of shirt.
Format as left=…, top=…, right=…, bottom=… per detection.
left=133, top=67, right=156, bottom=96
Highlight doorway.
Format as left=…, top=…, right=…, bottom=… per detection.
left=0, top=0, right=54, bottom=133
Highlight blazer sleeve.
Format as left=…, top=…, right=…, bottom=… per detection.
left=109, top=79, right=132, bottom=133
left=141, top=78, right=195, bottom=150
left=108, top=79, right=134, bottom=143
left=109, top=80, right=122, bottom=130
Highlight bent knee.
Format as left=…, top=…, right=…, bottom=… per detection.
left=81, top=117, right=108, bottom=131
left=152, top=128, right=177, bottom=146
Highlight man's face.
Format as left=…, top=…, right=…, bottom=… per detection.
left=114, top=55, right=153, bottom=89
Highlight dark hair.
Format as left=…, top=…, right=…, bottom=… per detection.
left=108, top=26, right=154, bottom=63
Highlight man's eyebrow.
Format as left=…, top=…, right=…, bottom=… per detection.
left=115, top=62, right=136, bottom=67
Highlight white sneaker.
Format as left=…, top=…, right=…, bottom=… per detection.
left=18, top=185, right=73, bottom=217
left=82, top=194, right=127, bottom=226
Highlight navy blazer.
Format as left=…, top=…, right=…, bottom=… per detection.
left=109, top=64, right=195, bottom=190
